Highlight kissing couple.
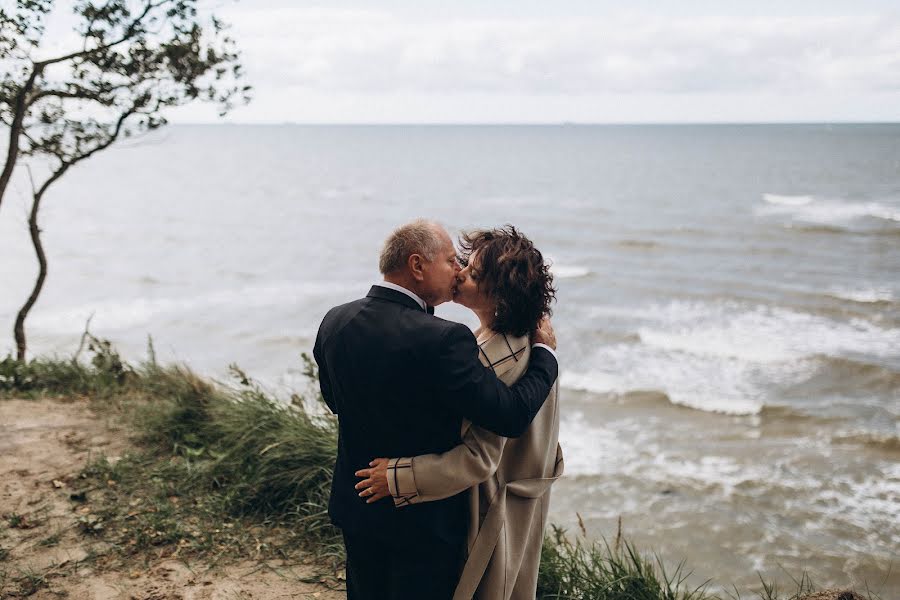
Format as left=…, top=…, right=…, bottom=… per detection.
left=314, top=219, right=564, bottom=600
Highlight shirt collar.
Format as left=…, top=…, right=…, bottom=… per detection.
left=374, top=281, right=427, bottom=311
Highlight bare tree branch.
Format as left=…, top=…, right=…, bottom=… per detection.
left=26, top=82, right=133, bottom=108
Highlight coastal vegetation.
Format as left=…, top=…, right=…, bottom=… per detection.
left=0, top=340, right=874, bottom=600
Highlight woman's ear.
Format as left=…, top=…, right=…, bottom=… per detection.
left=408, top=253, right=425, bottom=281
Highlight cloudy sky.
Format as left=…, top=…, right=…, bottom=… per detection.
left=47, top=0, right=900, bottom=123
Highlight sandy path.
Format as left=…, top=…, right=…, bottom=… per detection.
left=0, top=397, right=344, bottom=599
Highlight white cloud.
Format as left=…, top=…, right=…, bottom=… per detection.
left=26, top=4, right=900, bottom=122
left=222, top=10, right=900, bottom=95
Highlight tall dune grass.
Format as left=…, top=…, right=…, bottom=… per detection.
left=1, top=340, right=873, bottom=600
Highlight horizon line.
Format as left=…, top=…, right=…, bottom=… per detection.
left=169, top=120, right=900, bottom=126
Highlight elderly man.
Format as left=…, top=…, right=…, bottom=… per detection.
left=313, top=219, right=558, bottom=600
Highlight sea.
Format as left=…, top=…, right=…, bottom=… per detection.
left=1, top=124, right=898, bottom=595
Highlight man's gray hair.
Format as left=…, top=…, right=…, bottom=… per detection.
left=379, top=219, right=446, bottom=274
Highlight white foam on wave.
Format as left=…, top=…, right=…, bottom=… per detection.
left=561, top=370, right=624, bottom=394
left=558, top=412, right=775, bottom=492
left=647, top=453, right=900, bottom=540
left=827, top=286, right=895, bottom=303
left=571, top=299, right=899, bottom=415
left=757, top=193, right=900, bottom=226
left=635, top=300, right=898, bottom=362
left=763, top=193, right=814, bottom=206
left=562, top=347, right=767, bottom=416
left=559, top=417, right=899, bottom=542
left=784, top=469, right=900, bottom=546
left=647, top=454, right=769, bottom=498
left=31, top=280, right=363, bottom=333
left=549, top=410, right=900, bottom=544
left=550, top=263, right=591, bottom=279
left=558, top=411, right=637, bottom=477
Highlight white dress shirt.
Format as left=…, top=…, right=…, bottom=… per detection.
left=374, top=281, right=427, bottom=311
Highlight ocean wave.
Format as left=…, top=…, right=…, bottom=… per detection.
left=561, top=370, right=624, bottom=394
left=631, top=301, right=899, bottom=362
left=550, top=263, right=591, bottom=279
left=825, top=286, right=895, bottom=304
left=561, top=414, right=900, bottom=543
left=31, top=280, right=364, bottom=333
left=616, top=239, right=659, bottom=250
left=558, top=411, right=637, bottom=477
left=831, top=431, right=900, bottom=453
left=763, top=193, right=814, bottom=206
left=756, top=404, right=855, bottom=425
left=560, top=413, right=778, bottom=493
left=785, top=224, right=853, bottom=235
left=756, top=193, right=900, bottom=231
left=811, top=354, right=900, bottom=390
left=573, top=299, right=898, bottom=415
left=561, top=368, right=764, bottom=415
left=758, top=404, right=813, bottom=421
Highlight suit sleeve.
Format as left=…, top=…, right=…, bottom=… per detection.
left=313, top=327, right=337, bottom=414
left=436, top=324, right=557, bottom=437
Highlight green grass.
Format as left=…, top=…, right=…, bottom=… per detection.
left=0, top=565, right=51, bottom=598
left=131, top=362, right=338, bottom=540
left=1, top=340, right=875, bottom=600
left=0, top=336, right=132, bottom=399
left=537, top=525, right=713, bottom=600
left=54, top=355, right=344, bottom=573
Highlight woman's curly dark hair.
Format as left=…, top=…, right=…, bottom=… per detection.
left=459, top=225, right=556, bottom=338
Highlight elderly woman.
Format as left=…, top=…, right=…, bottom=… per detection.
left=355, top=225, right=564, bottom=600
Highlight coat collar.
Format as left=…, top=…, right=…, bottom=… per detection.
left=367, top=285, right=429, bottom=313
left=477, top=330, right=530, bottom=378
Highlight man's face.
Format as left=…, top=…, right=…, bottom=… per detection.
left=419, top=229, right=461, bottom=307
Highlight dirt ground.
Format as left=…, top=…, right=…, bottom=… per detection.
left=0, top=397, right=344, bottom=599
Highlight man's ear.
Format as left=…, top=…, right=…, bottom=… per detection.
left=408, top=254, right=425, bottom=281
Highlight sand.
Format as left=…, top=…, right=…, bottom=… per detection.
left=0, top=397, right=344, bottom=599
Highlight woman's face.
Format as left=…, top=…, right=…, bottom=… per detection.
left=453, top=251, right=496, bottom=315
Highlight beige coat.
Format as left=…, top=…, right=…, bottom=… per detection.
left=386, top=330, right=564, bottom=600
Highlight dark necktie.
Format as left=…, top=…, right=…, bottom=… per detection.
left=426, top=306, right=435, bottom=315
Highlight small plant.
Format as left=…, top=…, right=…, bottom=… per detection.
left=4, top=513, right=23, bottom=528
left=13, top=567, right=48, bottom=596
left=37, top=532, right=62, bottom=547
left=0, top=332, right=134, bottom=398
left=86, top=337, right=132, bottom=385
left=3, top=512, right=39, bottom=530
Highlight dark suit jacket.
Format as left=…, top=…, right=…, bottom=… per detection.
left=313, top=285, right=558, bottom=550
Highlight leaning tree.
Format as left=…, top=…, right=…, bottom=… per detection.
left=0, top=0, right=251, bottom=361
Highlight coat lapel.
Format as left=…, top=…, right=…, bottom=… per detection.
left=476, top=331, right=529, bottom=380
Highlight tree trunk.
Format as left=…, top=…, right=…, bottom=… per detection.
left=13, top=161, right=66, bottom=362
left=14, top=188, right=48, bottom=362
left=0, top=66, right=40, bottom=215
left=10, top=105, right=126, bottom=360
